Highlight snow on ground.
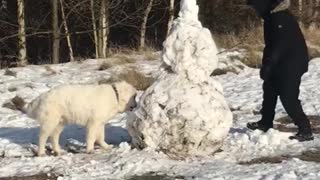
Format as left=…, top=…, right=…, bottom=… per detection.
left=0, top=57, right=319, bottom=179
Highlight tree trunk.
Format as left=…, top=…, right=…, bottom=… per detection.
left=315, top=0, right=320, bottom=16
left=17, top=0, right=27, bottom=66
left=91, top=0, right=99, bottom=58
left=307, top=0, right=314, bottom=18
left=52, top=0, right=60, bottom=64
left=310, top=0, right=320, bottom=28
left=139, top=0, right=154, bottom=50
left=167, top=0, right=175, bottom=37
left=59, top=0, right=74, bottom=62
left=2, top=0, right=7, bottom=10
left=99, top=0, right=109, bottom=58
left=299, top=0, right=303, bottom=17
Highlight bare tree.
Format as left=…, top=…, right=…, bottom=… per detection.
left=17, top=0, right=27, bottom=66
left=98, top=0, right=109, bottom=58
left=316, top=0, right=320, bottom=18
left=60, top=0, right=74, bottom=62
left=91, top=0, right=99, bottom=58
left=309, top=0, right=320, bottom=27
left=52, top=0, right=60, bottom=64
left=299, top=0, right=304, bottom=17
left=167, top=0, right=175, bottom=37
left=139, top=0, right=154, bottom=50
left=1, top=0, right=7, bottom=10
left=314, top=0, right=320, bottom=17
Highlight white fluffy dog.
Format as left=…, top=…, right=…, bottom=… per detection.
left=14, top=81, right=136, bottom=156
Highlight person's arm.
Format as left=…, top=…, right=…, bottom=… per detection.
left=260, top=17, right=290, bottom=80
left=265, top=21, right=289, bottom=65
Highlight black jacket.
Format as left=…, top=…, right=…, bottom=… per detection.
left=263, top=10, right=309, bottom=76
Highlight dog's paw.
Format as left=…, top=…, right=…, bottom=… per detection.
left=86, top=149, right=95, bottom=154
left=53, top=150, right=67, bottom=156
left=37, top=152, right=47, bottom=157
left=100, top=143, right=113, bottom=150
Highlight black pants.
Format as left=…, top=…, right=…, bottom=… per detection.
left=260, top=71, right=312, bottom=133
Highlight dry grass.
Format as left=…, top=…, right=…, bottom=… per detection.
left=215, top=25, right=320, bottom=68
left=0, top=173, right=58, bottom=180
left=239, top=149, right=320, bottom=165
left=275, top=115, right=320, bottom=134
left=142, top=45, right=161, bottom=61
left=214, top=27, right=264, bottom=68
left=108, top=47, right=138, bottom=56
left=99, top=69, right=155, bottom=91
left=98, top=62, right=113, bottom=71
left=303, top=25, right=320, bottom=47
left=144, top=50, right=160, bottom=61
left=117, top=69, right=155, bottom=91
left=302, top=25, right=320, bottom=59
left=8, top=87, right=17, bottom=92
left=99, top=47, right=159, bottom=71
left=98, top=57, right=136, bottom=71
left=111, top=54, right=137, bottom=64
left=4, top=69, right=17, bottom=77
left=239, top=156, right=288, bottom=165
left=2, top=102, right=17, bottom=110
left=108, top=46, right=159, bottom=61
left=43, top=65, right=57, bottom=75
left=2, top=96, right=26, bottom=111
left=128, top=173, right=185, bottom=180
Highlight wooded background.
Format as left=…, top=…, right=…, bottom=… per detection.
left=0, top=0, right=319, bottom=67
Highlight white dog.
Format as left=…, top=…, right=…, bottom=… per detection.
left=13, top=81, right=136, bottom=156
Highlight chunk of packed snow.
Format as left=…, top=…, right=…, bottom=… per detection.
left=127, top=0, right=232, bottom=157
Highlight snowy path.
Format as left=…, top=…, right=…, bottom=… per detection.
left=0, top=58, right=319, bottom=179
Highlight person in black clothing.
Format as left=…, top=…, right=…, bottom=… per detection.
left=246, top=0, right=314, bottom=141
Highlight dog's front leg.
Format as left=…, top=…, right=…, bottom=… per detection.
left=50, top=123, right=64, bottom=155
left=38, top=124, right=53, bottom=156
left=86, top=123, right=97, bottom=154
left=97, top=124, right=113, bottom=150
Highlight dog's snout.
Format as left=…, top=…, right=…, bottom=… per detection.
left=130, top=101, right=137, bottom=110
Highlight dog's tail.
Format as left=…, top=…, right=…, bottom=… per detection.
left=11, top=96, right=27, bottom=113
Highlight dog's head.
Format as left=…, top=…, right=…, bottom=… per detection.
left=114, top=81, right=137, bottom=112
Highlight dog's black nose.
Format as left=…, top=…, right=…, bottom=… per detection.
left=130, top=103, right=137, bottom=110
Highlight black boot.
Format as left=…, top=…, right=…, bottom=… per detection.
left=289, top=117, right=314, bottom=142
left=247, top=121, right=273, bottom=132
left=289, top=131, right=314, bottom=142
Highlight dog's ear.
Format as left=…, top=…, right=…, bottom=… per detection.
left=114, top=81, right=129, bottom=96
left=114, top=80, right=127, bottom=88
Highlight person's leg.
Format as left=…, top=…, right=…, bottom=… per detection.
left=278, top=75, right=313, bottom=141
left=260, top=79, right=278, bottom=126
left=247, top=79, right=278, bottom=132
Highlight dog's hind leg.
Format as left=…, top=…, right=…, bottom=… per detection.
left=97, top=124, right=113, bottom=150
left=50, top=123, right=64, bottom=155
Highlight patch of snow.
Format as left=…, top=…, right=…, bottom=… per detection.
left=215, top=49, right=250, bottom=75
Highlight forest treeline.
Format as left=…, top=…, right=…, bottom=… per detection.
left=0, top=0, right=319, bottom=67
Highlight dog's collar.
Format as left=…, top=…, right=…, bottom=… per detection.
left=112, top=84, right=119, bottom=102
